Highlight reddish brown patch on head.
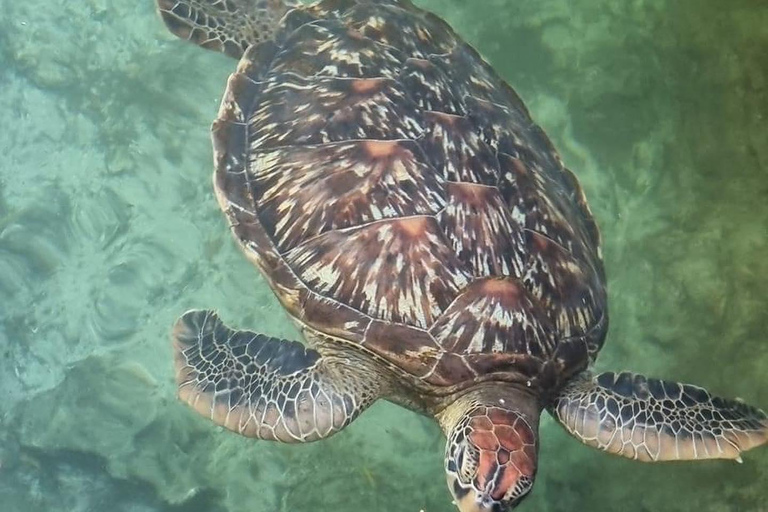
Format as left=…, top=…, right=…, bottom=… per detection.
left=469, top=430, right=500, bottom=452
left=491, top=463, right=522, bottom=501
left=494, top=425, right=520, bottom=451
left=513, top=422, right=536, bottom=446
left=471, top=415, right=493, bottom=431
left=466, top=406, right=538, bottom=503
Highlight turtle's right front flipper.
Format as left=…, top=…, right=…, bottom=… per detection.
left=172, top=310, right=380, bottom=443
left=549, top=371, right=768, bottom=462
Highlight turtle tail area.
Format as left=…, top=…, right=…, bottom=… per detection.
left=156, top=0, right=300, bottom=59
left=548, top=371, right=768, bottom=462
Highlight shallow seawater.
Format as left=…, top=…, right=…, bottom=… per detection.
left=0, top=0, right=766, bottom=511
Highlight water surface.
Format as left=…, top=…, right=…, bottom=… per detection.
left=1, top=0, right=766, bottom=511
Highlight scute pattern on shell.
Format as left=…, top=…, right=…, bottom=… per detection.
left=286, top=216, right=471, bottom=328
left=212, top=0, right=607, bottom=389
left=249, top=140, right=445, bottom=251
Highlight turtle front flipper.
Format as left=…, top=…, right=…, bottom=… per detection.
left=549, top=371, right=768, bottom=462
left=172, top=310, right=379, bottom=442
left=156, top=0, right=299, bottom=58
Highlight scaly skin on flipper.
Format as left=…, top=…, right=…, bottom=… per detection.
left=173, top=310, right=382, bottom=442
left=156, top=0, right=299, bottom=58
left=550, top=371, right=768, bottom=462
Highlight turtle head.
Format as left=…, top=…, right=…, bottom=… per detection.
left=439, top=390, right=540, bottom=512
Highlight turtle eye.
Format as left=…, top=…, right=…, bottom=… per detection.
left=457, top=443, right=479, bottom=482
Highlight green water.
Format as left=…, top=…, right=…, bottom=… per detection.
left=0, top=0, right=766, bottom=511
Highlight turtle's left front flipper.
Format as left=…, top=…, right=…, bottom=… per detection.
left=549, top=371, right=768, bottom=461
left=172, top=310, right=383, bottom=443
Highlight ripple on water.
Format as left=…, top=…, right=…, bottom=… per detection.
left=68, top=186, right=132, bottom=250
left=0, top=195, right=72, bottom=300
left=88, top=236, right=176, bottom=344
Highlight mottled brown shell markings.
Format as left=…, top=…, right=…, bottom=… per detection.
left=343, top=3, right=457, bottom=59
left=400, top=58, right=466, bottom=115
left=284, top=216, right=471, bottom=328
left=439, top=183, right=527, bottom=278
left=429, top=278, right=557, bottom=358
left=559, top=166, right=604, bottom=260
left=211, top=0, right=608, bottom=387
left=522, top=231, right=602, bottom=342
left=497, top=152, right=586, bottom=258
left=421, top=112, right=500, bottom=185
left=364, top=320, right=443, bottom=378
left=269, top=21, right=406, bottom=78
left=248, top=140, right=446, bottom=251
left=430, top=45, right=531, bottom=115
left=248, top=75, right=424, bottom=149
left=467, top=98, right=555, bottom=171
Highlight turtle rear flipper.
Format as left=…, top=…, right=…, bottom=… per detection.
left=550, top=371, right=768, bottom=462
left=172, top=310, right=378, bottom=442
left=156, top=0, right=299, bottom=58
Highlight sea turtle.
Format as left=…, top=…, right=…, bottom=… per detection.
left=155, top=0, right=768, bottom=510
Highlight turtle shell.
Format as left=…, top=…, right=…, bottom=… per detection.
left=211, top=0, right=608, bottom=390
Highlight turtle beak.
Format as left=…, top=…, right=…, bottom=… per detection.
left=454, top=491, right=506, bottom=512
